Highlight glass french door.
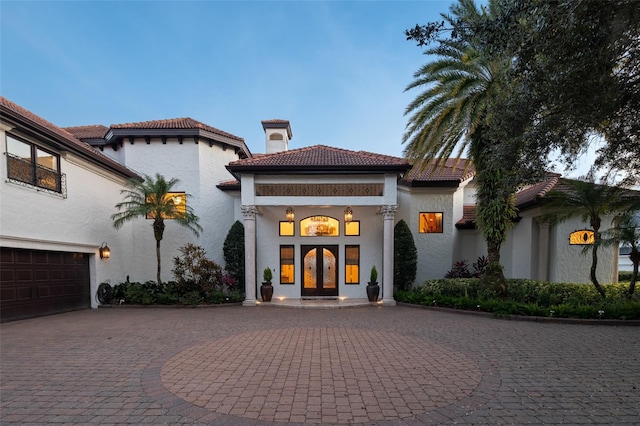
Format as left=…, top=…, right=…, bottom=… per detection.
left=301, top=245, right=338, bottom=297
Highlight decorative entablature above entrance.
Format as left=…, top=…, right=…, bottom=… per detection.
left=255, top=183, right=383, bottom=197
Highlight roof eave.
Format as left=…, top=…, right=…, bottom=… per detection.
left=1, top=105, right=141, bottom=181
left=106, top=128, right=251, bottom=158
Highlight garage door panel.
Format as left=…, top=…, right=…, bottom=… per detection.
left=34, top=270, right=49, bottom=281
left=14, top=250, right=32, bottom=263
left=33, top=251, right=48, bottom=264
left=17, top=286, right=33, bottom=300
left=49, top=269, right=64, bottom=280
left=1, top=248, right=90, bottom=322
left=15, top=269, right=33, bottom=281
left=48, top=252, right=64, bottom=264
left=1, top=269, right=14, bottom=282
left=1, top=248, right=15, bottom=263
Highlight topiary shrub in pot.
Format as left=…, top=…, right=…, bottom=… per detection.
left=367, top=266, right=380, bottom=302
left=261, top=267, right=273, bottom=302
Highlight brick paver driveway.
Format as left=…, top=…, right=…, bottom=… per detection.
left=1, top=305, right=638, bottom=425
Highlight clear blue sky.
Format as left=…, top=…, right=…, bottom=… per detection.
left=1, top=0, right=599, bottom=177
left=1, top=0, right=457, bottom=157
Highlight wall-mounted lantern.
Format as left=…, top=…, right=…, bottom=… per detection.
left=286, top=207, right=295, bottom=222
left=344, top=206, right=353, bottom=223
left=99, top=242, right=111, bottom=259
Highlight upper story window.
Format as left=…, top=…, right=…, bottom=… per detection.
left=146, top=192, right=186, bottom=219
left=6, top=135, right=63, bottom=193
left=419, top=212, right=443, bottom=233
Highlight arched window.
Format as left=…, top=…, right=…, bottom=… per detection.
left=300, top=216, right=340, bottom=236
left=269, top=133, right=284, bottom=140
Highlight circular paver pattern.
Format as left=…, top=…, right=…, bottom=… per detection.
left=160, top=327, right=481, bottom=424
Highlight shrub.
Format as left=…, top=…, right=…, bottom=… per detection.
left=394, top=219, right=417, bottom=290
left=396, top=278, right=640, bottom=320
left=172, top=243, right=223, bottom=295
left=223, top=221, right=245, bottom=291
left=445, top=256, right=488, bottom=278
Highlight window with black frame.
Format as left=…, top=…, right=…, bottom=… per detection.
left=6, top=135, right=61, bottom=192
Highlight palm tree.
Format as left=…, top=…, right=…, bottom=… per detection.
left=404, top=0, right=517, bottom=287
left=542, top=178, right=639, bottom=298
left=112, top=173, right=202, bottom=284
left=601, top=212, right=640, bottom=297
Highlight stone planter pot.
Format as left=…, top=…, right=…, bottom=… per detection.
left=261, top=282, right=273, bottom=302
left=366, top=282, right=379, bottom=302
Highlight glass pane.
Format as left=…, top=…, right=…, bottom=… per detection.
left=345, top=246, right=359, bottom=264
left=281, top=264, right=294, bottom=284
left=7, top=136, right=31, bottom=159
left=345, top=221, right=360, bottom=236
left=281, top=246, right=294, bottom=260
left=419, top=212, right=443, bottom=233
left=300, top=216, right=339, bottom=236
left=323, top=248, right=336, bottom=289
left=36, top=148, right=57, bottom=171
left=346, top=264, right=359, bottom=284
left=304, top=248, right=316, bottom=288
left=279, top=222, right=294, bottom=236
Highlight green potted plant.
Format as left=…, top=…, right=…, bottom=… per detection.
left=367, top=266, right=379, bottom=302
left=261, top=267, right=273, bottom=302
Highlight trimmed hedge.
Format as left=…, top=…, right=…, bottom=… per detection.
left=395, top=279, right=640, bottom=320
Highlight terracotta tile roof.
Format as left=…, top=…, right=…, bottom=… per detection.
left=456, top=205, right=477, bottom=228
left=0, top=97, right=140, bottom=180
left=110, top=117, right=244, bottom=142
left=64, top=124, right=109, bottom=139
left=228, top=145, right=410, bottom=169
left=401, top=158, right=475, bottom=186
left=515, top=174, right=561, bottom=207
left=456, top=173, right=562, bottom=228
left=216, top=179, right=241, bottom=191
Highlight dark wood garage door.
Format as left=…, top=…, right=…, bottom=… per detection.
left=0, top=247, right=90, bottom=322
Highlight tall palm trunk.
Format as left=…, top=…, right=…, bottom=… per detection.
left=153, top=219, right=165, bottom=285
left=156, top=239, right=162, bottom=285
left=629, top=249, right=639, bottom=297
left=591, top=220, right=606, bottom=299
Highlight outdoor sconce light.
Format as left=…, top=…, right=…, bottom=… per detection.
left=286, top=207, right=295, bottom=222
left=344, top=206, right=353, bottom=223
left=99, top=242, right=111, bottom=260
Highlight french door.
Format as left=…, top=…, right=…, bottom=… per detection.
left=301, top=245, right=338, bottom=297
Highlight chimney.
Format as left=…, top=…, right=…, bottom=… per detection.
left=261, top=119, right=292, bottom=154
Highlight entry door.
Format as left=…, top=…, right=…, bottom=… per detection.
left=301, top=245, right=338, bottom=297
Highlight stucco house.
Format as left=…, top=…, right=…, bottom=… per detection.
left=0, top=97, right=620, bottom=321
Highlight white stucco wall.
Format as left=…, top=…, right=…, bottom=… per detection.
left=0, top=126, right=134, bottom=307
left=398, top=186, right=459, bottom=283
left=549, top=217, right=617, bottom=284
left=109, top=137, right=242, bottom=283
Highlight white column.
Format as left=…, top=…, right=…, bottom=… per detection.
left=242, top=205, right=258, bottom=306
left=537, top=222, right=549, bottom=281
left=381, top=205, right=397, bottom=306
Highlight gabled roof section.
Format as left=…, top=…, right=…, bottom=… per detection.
left=0, top=97, right=141, bottom=180
left=226, top=145, right=411, bottom=177
left=401, top=158, right=475, bottom=187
